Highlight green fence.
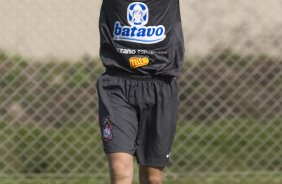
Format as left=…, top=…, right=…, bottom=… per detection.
left=1, top=50, right=282, bottom=183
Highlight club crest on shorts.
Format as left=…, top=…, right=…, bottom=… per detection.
left=102, top=117, right=113, bottom=142
left=113, top=2, right=166, bottom=44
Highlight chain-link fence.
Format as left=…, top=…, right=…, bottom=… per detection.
left=1, top=0, right=282, bottom=184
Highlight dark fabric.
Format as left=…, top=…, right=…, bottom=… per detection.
left=96, top=72, right=179, bottom=167
left=99, top=0, right=185, bottom=76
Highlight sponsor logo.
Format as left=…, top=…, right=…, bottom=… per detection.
left=166, top=152, right=171, bottom=158
left=117, top=48, right=137, bottom=55
left=113, top=2, right=166, bottom=44
left=127, top=2, right=148, bottom=26
left=102, top=117, right=113, bottom=142
left=129, top=57, right=149, bottom=68
left=117, top=48, right=168, bottom=55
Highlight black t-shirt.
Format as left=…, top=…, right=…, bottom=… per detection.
left=99, top=0, right=185, bottom=76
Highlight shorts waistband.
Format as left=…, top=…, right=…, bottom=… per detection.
left=105, top=69, right=174, bottom=80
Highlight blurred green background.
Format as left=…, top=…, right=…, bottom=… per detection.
left=1, top=50, right=282, bottom=183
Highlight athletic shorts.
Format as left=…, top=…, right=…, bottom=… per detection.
left=96, top=70, right=179, bottom=167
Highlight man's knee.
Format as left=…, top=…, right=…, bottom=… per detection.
left=141, top=176, right=163, bottom=184
left=139, top=166, right=164, bottom=184
left=107, top=153, right=134, bottom=182
left=110, top=161, right=131, bottom=179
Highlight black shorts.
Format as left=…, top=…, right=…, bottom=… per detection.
left=96, top=71, right=179, bottom=167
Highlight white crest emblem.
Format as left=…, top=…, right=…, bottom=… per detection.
left=127, top=2, right=149, bottom=26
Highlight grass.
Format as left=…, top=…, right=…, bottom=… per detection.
left=1, top=174, right=282, bottom=184
left=1, top=119, right=282, bottom=177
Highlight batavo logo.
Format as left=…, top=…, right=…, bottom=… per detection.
left=113, top=2, right=166, bottom=44
left=129, top=57, right=150, bottom=68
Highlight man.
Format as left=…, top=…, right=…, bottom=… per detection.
left=97, top=0, right=185, bottom=183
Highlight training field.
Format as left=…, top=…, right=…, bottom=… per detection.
left=1, top=175, right=282, bottom=184
left=1, top=119, right=281, bottom=184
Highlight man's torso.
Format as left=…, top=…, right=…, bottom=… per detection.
left=99, top=0, right=185, bottom=76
